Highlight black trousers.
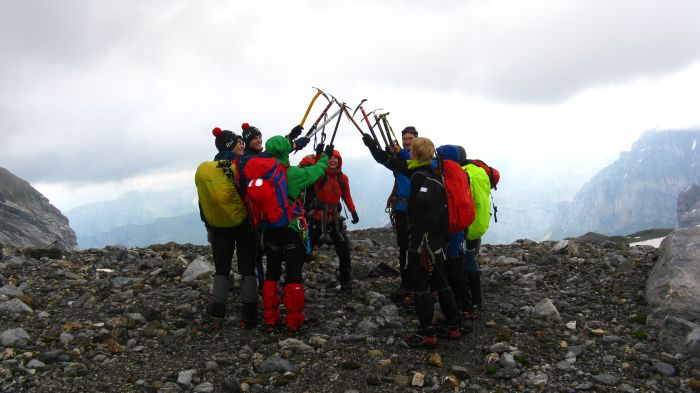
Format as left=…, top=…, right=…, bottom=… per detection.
left=308, top=218, right=351, bottom=283
left=263, top=228, right=305, bottom=284
left=406, top=230, right=458, bottom=328
left=393, top=210, right=410, bottom=289
left=210, top=225, right=256, bottom=277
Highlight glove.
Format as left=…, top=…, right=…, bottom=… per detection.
left=293, top=137, right=310, bottom=151
left=362, top=133, right=375, bottom=148
left=315, top=143, right=325, bottom=155
left=351, top=211, right=359, bottom=224
left=324, top=144, right=335, bottom=158
left=288, top=125, right=303, bottom=140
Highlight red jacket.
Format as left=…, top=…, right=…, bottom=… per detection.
left=303, top=151, right=356, bottom=222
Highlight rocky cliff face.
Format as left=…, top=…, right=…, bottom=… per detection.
left=678, top=184, right=700, bottom=228
left=0, top=167, right=77, bottom=250
left=552, top=130, right=700, bottom=238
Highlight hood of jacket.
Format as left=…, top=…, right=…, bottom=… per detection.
left=326, top=150, right=343, bottom=173
left=264, top=136, right=292, bottom=165
left=436, top=144, right=465, bottom=164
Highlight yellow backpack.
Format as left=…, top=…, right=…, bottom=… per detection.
left=195, top=160, right=247, bottom=228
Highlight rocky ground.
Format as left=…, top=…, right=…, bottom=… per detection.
left=1, top=227, right=699, bottom=392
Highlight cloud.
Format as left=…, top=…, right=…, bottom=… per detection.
left=1, top=0, right=700, bottom=191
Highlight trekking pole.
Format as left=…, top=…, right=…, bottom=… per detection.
left=300, top=88, right=323, bottom=127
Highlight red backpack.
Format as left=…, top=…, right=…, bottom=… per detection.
left=236, top=153, right=294, bottom=230
left=438, top=159, right=476, bottom=233
left=468, top=159, right=500, bottom=190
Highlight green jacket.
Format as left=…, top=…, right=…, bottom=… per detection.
left=464, top=163, right=491, bottom=240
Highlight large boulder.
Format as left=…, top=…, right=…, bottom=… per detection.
left=646, top=227, right=700, bottom=354
left=678, top=184, right=700, bottom=228
left=0, top=167, right=77, bottom=250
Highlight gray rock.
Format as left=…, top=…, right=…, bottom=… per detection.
left=0, top=284, right=22, bottom=297
left=0, top=298, right=33, bottom=314
left=177, top=369, right=196, bottom=386
left=278, top=338, right=313, bottom=352
left=658, top=315, right=699, bottom=355
left=257, top=357, right=299, bottom=374
left=645, top=227, right=700, bottom=327
left=358, top=318, right=378, bottom=333
left=592, top=373, right=619, bottom=386
left=500, top=352, right=517, bottom=368
left=1, top=328, right=30, bottom=347
left=678, top=184, right=700, bottom=228
left=0, top=167, right=77, bottom=250
left=181, top=257, right=214, bottom=283
left=63, top=362, right=88, bottom=376
left=193, top=382, right=214, bottom=392
left=158, top=382, right=183, bottom=392
left=534, top=298, right=561, bottom=321
left=59, top=331, right=74, bottom=345
left=450, top=365, right=469, bottom=380
left=26, top=359, right=46, bottom=369
left=653, top=361, right=676, bottom=376
left=575, top=382, right=593, bottom=390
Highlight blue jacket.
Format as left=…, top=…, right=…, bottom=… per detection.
left=392, top=149, right=410, bottom=212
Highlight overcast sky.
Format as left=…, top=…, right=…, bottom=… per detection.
left=2, top=0, right=700, bottom=211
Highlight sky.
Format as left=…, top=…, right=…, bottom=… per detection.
left=2, top=0, right=700, bottom=211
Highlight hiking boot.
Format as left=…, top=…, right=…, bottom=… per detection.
left=239, top=318, right=257, bottom=330
left=434, top=324, right=461, bottom=340
left=208, top=302, right=226, bottom=319
left=340, top=280, right=353, bottom=292
left=403, top=332, right=437, bottom=348
left=461, top=308, right=481, bottom=319
left=403, top=293, right=415, bottom=307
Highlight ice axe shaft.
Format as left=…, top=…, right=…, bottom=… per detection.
left=373, top=114, right=389, bottom=148
left=307, top=107, right=342, bottom=138
left=358, top=104, right=379, bottom=145
left=300, top=89, right=322, bottom=127
left=329, top=105, right=344, bottom=146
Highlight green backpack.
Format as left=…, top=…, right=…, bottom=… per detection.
left=463, top=163, right=492, bottom=240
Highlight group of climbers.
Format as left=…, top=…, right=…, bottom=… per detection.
left=362, top=128, right=499, bottom=348
left=195, top=122, right=360, bottom=331
left=194, top=95, right=498, bottom=348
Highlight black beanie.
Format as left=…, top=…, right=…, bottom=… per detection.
left=401, top=126, right=418, bottom=137
left=212, top=127, right=237, bottom=152
left=241, top=122, right=262, bottom=146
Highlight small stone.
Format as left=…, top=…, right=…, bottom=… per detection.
left=412, top=372, right=425, bottom=387
left=589, top=328, right=607, bottom=336
left=378, top=359, right=391, bottom=366
left=500, top=352, right=517, bottom=368
left=177, top=369, right=196, bottom=386
left=442, top=375, right=460, bottom=388
left=368, top=349, right=382, bottom=357
left=653, top=361, right=676, bottom=376
left=450, top=365, right=469, bottom=380
left=560, top=340, right=568, bottom=348
left=428, top=353, right=442, bottom=367
left=103, top=337, right=124, bottom=354
left=566, top=321, right=577, bottom=330
left=592, top=373, right=619, bottom=386
left=689, top=380, right=700, bottom=391
left=193, top=382, right=214, bottom=392
left=205, top=361, right=218, bottom=370
left=1, top=328, right=30, bottom=347
left=26, top=359, right=46, bottom=369
left=59, top=332, right=74, bottom=345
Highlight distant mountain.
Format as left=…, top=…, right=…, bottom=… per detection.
left=0, top=167, right=77, bottom=250
left=66, top=188, right=198, bottom=248
left=551, top=129, right=700, bottom=238
left=78, top=212, right=206, bottom=248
